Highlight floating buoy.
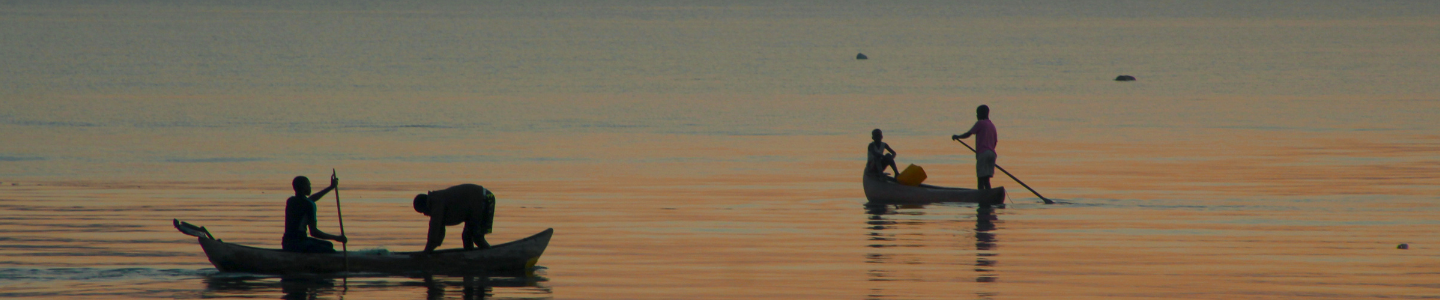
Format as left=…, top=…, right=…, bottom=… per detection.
left=1114, top=75, right=1136, bottom=81
left=856, top=53, right=868, bottom=60
left=1398, top=243, right=1409, bottom=249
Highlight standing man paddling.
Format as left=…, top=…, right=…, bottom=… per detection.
left=952, top=105, right=998, bottom=190
left=282, top=174, right=347, bottom=253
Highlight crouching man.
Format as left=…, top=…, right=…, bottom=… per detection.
left=413, top=184, right=496, bottom=253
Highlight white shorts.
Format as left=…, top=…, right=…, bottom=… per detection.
left=976, top=150, right=997, bottom=178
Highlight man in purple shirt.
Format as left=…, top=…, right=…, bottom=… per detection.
left=952, top=105, right=998, bottom=190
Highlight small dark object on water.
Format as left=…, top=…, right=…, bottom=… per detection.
left=1398, top=243, right=1409, bottom=249
left=1114, top=75, right=1136, bottom=81
left=856, top=53, right=868, bottom=60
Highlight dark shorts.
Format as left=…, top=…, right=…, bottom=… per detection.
left=282, top=237, right=336, bottom=253
left=869, top=153, right=897, bottom=174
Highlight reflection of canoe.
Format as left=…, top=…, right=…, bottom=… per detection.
left=203, top=274, right=544, bottom=298
left=863, top=172, right=1005, bottom=204
left=188, top=226, right=551, bottom=276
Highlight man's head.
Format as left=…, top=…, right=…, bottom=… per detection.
left=413, top=194, right=430, bottom=215
left=292, top=176, right=311, bottom=196
left=976, top=105, right=990, bottom=120
left=871, top=128, right=883, bottom=141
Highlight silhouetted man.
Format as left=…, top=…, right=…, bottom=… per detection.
left=413, top=184, right=496, bottom=253
left=867, top=129, right=900, bottom=176
left=953, top=105, right=998, bottom=190
left=283, top=174, right=347, bottom=253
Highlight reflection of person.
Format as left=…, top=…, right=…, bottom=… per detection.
left=423, top=275, right=490, bottom=300
left=280, top=277, right=334, bottom=300
left=867, top=129, right=900, bottom=176
left=952, top=105, right=998, bottom=190
left=282, top=175, right=347, bottom=253
left=974, top=205, right=998, bottom=283
left=413, top=184, right=497, bottom=253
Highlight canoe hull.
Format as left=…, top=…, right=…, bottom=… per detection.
left=863, top=172, right=1005, bottom=204
left=198, top=228, right=552, bottom=276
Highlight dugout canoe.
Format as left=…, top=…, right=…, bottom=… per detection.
left=862, top=172, right=1006, bottom=204
left=175, top=219, right=551, bottom=276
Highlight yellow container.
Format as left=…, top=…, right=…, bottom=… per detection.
left=896, top=164, right=927, bottom=186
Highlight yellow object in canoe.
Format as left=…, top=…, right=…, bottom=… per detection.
left=896, top=164, right=927, bottom=186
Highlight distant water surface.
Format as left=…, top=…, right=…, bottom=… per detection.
left=2, top=1, right=1439, bottom=299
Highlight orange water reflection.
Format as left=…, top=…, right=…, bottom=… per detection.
left=861, top=201, right=996, bottom=299
left=4, top=124, right=1440, bottom=299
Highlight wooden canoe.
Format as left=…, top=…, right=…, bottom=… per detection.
left=185, top=225, right=552, bottom=276
left=863, top=172, right=1006, bottom=204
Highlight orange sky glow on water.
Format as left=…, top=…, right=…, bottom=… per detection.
left=4, top=126, right=1439, bottom=299
left=3, top=1, right=1440, bottom=298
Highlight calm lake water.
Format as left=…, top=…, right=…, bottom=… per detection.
left=3, top=1, right=1440, bottom=299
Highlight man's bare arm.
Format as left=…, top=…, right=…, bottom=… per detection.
left=423, top=204, right=447, bottom=253
left=308, top=186, right=335, bottom=202
left=954, top=122, right=981, bottom=140
left=307, top=176, right=339, bottom=202
left=308, top=223, right=346, bottom=243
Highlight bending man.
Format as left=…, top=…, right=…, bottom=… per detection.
left=413, top=184, right=497, bottom=253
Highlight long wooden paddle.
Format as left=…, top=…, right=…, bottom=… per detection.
left=955, top=140, right=1055, bottom=204
left=332, top=169, right=349, bottom=275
